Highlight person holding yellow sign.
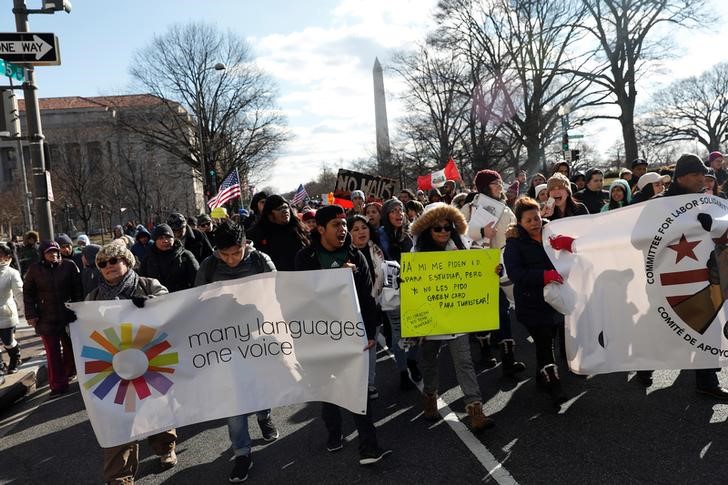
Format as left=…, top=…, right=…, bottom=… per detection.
left=410, top=203, right=496, bottom=432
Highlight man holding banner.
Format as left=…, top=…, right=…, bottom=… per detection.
left=294, top=205, right=392, bottom=465
left=194, top=220, right=280, bottom=483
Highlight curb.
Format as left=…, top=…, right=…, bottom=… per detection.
left=0, top=363, right=48, bottom=414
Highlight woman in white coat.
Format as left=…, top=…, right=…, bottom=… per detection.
left=0, top=242, right=24, bottom=379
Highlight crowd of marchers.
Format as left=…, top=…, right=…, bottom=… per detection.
left=1, top=150, right=726, bottom=484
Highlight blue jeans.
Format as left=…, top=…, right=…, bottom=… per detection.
left=227, top=409, right=271, bottom=456
left=385, top=309, right=419, bottom=370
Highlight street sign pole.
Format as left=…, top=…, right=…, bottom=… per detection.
left=12, top=0, right=53, bottom=240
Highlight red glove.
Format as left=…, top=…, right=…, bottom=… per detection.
left=544, top=270, right=564, bottom=285
left=549, top=235, right=575, bottom=252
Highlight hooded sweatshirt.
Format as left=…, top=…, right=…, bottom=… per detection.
left=600, top=179, right=633, bottom=212
left=131, top=226, right=153, bottom=264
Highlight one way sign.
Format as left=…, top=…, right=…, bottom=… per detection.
left=0, top=33, right=60, bottom=66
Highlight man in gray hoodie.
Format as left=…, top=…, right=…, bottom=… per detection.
left=194, top=220, right=278, bottom=483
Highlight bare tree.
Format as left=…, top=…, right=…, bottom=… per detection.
left=391, top=46, right=470, bottom=166
left=124, top=22, right=289, bottom=190
left=429, top=0, right=598, bottom=175
left=641, top=62, right=728, bottom=153
left=49, top=137, right=105, bottom=234
left=575, top=0, right=707, bottom=163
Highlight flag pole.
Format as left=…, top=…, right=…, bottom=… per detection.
left=237, top=168, right=245, bottom=211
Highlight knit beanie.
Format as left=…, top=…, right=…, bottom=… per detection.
left=674, top=153, right=708, bottom=178
left=262, top=194, right=288, bottom=214
left=82, top=244, right=101, bottom=264
left=546, top=173, right=572, bottom=195
left=708, top=151, right=724, bottom=164
left=534, top=183, right=548, bottom=199
left=301, top=210, right=317, bottom=222
left=351, top=190, right=365, bottom=201
left=167, top=213, right=186, bottom=230
left=152, top=223, right=174, bottom=239
left=96, top=240, right=136, bottom=268
left=381, top=197, right=404, bottom=222
left=507, top=180, right=519, bottom=195
left=315, top=204, right=346, bottom=227
left=474, top=169, right=501, bottom=194
left=55, top=233, right=73, bottom=246
left=39, top=240, right=60, bottom=254
left=197, top=214, right=212, bottom=225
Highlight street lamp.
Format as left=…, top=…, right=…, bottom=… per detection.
left=196, top=62, right=226, bottom=210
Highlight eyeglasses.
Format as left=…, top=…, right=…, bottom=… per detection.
left=431, top=225, right=453, bottom=233
left=97, top=257, right=121, bottom=269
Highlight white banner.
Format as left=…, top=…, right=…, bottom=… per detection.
left=543, top=194, right=728, bottom=374
left=68, top=269, right=368, bottom=448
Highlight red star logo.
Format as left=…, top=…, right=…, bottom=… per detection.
left=713, top=228, right=728, bottom=246
left=668, top=234, right=701, bottom=263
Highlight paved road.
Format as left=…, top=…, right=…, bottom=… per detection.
left=2, top=322, right=728, bottom=484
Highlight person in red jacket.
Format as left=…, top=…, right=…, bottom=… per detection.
left=23, top=241, right=82, bottom=395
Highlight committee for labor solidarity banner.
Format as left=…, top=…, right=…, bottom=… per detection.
left=400, top=249, right=501, bottom=337
left=543, top=194, right=728, bottom=374
left=67, top=270, right=368, bottom=448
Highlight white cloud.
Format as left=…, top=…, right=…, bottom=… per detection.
left=251, top=0, right=437, bottom=192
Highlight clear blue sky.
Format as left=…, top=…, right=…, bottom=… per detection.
left=0, top=0, right=338, bottom=97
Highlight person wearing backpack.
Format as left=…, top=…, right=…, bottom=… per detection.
left=194, top=220, right=279, bottom=483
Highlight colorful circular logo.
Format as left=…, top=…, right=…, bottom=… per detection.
left=81, top=323, right=178, bottom=412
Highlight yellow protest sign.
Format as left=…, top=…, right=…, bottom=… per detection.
left=400, top=249, right=500, bottom=337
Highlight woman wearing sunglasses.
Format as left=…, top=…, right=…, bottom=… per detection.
left=85, top=241, right=177, bottom=484
left=409, top=203, right=495, bottom=432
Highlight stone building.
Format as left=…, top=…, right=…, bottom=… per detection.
left=0, top=94, right=204, bottom=235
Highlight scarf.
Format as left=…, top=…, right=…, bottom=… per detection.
left=95, top=269, right=139, bottom=301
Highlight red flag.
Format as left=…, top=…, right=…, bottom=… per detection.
left=417, top=159, right=461, bottom=191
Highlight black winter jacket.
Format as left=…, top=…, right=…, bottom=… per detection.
left=139, top=241, right=199, bottom=293
left=574, top=187, right=609, bottom=214
left=503, top=225, right=558, bottom=327
left=181, top=228, right=214, bottom=264
left=294, top=234, right=378, bottom=339
left=248, top=220, right=308, bottom=271
left=23, top=259, right=82, bottom=336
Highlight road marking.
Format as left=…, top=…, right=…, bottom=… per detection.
left=375, top=334, right=519, bottom=485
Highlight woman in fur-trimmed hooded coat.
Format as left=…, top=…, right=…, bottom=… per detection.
left=408, top=203, right=495, bottom=431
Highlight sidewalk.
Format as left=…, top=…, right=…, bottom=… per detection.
left=0, top=324, right=47, bottom=413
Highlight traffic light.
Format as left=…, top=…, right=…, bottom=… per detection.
left=561, top=133, right=569, bottom=151
left=0, top=90, right=21, bottom=138
left=571, top=149, right=580, bottom=162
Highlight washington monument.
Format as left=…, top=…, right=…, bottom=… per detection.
left=373, top=57, right=391, bottom=170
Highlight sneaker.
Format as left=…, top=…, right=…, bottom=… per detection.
left=359, top=447, right=392, bottom=465
left=368, top=386, right=379, bottom=400
left=326, top=433, right=343, bottom=452
left=697, top=386, right=728, bottom=400
left=229, top=454, right=253, bottom=483
left=257, top=415, right=279, bottom=441
left=160, top=449, right=177, bottom=468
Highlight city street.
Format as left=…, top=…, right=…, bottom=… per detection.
left=2, top=324, right=728, bottom=485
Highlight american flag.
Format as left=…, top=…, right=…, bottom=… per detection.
left=291, top=184, right=308, bottom=206
left=208, top=170, right=241, bottom=209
